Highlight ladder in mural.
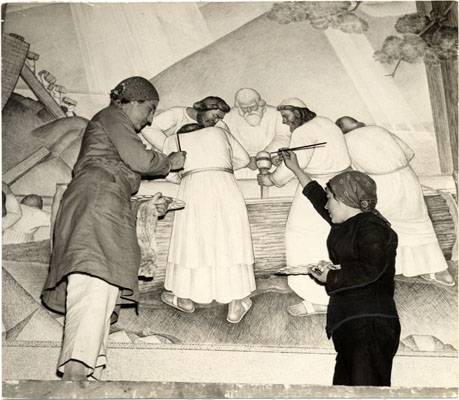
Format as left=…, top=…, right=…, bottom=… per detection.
left=1, top=33, right=75, bottom=184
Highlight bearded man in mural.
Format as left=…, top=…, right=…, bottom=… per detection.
left=224, top=88, right=291, bottom=179
left=140, top=96, right=231, bottom=151
left=258, top=98, right=351, bottom=317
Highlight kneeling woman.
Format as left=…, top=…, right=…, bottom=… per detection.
left=162, top=123, right=255, bottom=323
left=278, top=150, right=400, bottom=386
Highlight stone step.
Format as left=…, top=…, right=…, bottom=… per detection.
left=3, top=340, right=458, bottom=388
left=3, top=379, right=458, bottom=399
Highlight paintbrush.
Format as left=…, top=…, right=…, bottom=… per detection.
left=269, top=141, right=327, bottom=156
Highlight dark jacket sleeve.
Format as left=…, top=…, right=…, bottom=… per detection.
left=326, top=222, right=392, bottom=294
left=302, top=181, right=332, bottom=225
left=103, top=114, right=171, bottom=176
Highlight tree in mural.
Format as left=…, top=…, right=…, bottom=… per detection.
left=374, top=5, right=458, bottom=77
left=267, top=1, right=368, bottom=34
left=267, top=2, right=457, bottom=78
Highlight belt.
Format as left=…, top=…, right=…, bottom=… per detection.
left=181, top=167, right=234, bottom=178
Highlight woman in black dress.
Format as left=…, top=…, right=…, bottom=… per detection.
left=279, top=149, right=400, bottom=386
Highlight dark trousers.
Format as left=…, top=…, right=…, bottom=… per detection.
left=332, top=317, right=401, bottom=386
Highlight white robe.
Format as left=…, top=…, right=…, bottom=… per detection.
left=163, top=126, right=255, bottom=303
left=271, top=116, right=351, bottom=305
left=345, top=125, right=448, bottom=276
left=224, top=106, right=291, bottom=179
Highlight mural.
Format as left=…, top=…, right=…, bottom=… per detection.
left=2, top=1, right=458, bottom=396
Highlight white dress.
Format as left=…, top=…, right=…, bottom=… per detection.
left=345, top=125, right=448, bottom=276
left=271, top=116, right=351, bottom=305
left=224, top=106, right=291, bottom=179
left=163, top=126, right=256, bottom=303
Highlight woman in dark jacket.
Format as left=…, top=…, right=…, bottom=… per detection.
left=279, top=149, right=400, bottom=386
left=41, top=76, right=186, bottom=381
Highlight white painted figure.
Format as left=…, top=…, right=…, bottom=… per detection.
left=2, top=194, right=51, bottom=244
left=336, top=116, right=455, bottom=287
left=224, top=88, right=291, bottom=179
left=141, top=96, right=231, bottom=151
left=2, top=183, right=22, bottom=233
left=258, top=98, right=351, bottom=317
left=161, top=123, right=255, bottom=323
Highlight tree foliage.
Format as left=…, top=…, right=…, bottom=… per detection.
left=375, top=12, right=458, bottom=68
left=267, top=1, right=368, bottom=34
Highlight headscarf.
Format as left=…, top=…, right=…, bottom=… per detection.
left=110, top=76, right=159, bottom=103
left=327, top=170, right=390, bottom=224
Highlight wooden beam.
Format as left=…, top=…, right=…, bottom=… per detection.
left=19, top=63, right=66, bottom=119
left=433, top=1, right=458, bottom=173
left=417, top=1, right=458, bottom=176
left=2, top=147, right=50, bottom=184
left=423, top=62, right=455, bottom=173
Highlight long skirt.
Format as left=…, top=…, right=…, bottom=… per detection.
left=165, top=171, right=255, bottom=304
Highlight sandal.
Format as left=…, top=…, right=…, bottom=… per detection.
left=161, top=292, right=195, bottom=313
left=287, top=301, right=327, bottom=317
left=227, top=298, right=252, bottom=324
left=420, top=273, right=455, bottom=287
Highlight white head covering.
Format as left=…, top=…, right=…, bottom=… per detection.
left=278, top=97, right=307, bottom=108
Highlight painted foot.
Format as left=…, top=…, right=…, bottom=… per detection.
left=227, top=298, right=252, bottom=324
left=287, top=301, right=327, bottom=317
left=421, top=271, right=455, bottom=287
left=161, top=291, right=195, bottom=313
